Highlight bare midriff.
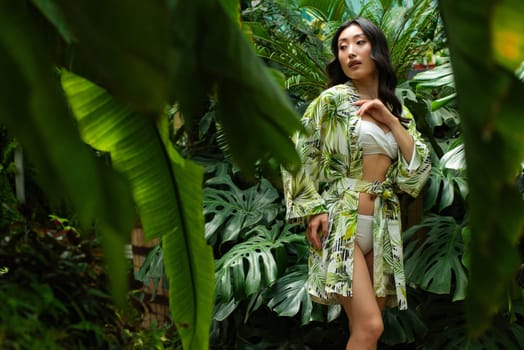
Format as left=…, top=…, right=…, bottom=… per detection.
left=358, top=154, right=392, bottom=215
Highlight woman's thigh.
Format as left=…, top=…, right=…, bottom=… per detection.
left=338, top=244, right=381, bottom=327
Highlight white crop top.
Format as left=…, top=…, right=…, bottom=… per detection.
left=358, top=120, right=398, bottom=159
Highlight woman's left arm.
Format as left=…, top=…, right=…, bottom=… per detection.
left=354, top=99, right=431, bottom=197
left=354, top=98, right=413, bottom=159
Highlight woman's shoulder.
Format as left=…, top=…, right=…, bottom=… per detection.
left=311, top=82, right=358, bottom=106
left=324, top=82, right=358, bottom=97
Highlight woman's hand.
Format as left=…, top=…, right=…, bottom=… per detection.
left=307, top=213, right=329, bottom=250
left=354, top=98, right=415, bottom=161
left=353, top=98, right=397, bottom=128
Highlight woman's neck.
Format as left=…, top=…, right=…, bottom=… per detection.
left=352, top=76, right=379, bottom=100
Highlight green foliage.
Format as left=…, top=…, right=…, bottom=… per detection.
left=135, top=244, right=167, bottom=301
left=419, top=295, right=524, bottom=349
left=439, top=0, right=524, bottom=335
left=205, top=165, right=309, bottom=322
left=380, top=291, right=427, bottom=345
left=0, top=130, right=21, bottom=227
left=244, top=0, right=442, bottom=111
left=203, top=161, right=346, bottom=347
left=424, top=140, right=467, bottom=212
left=266, top=264, right=316, bottom=325
left=397, top=56, right=466, bottom=215
left=1, top=0, right=523, bottom=348
left=61, top=71, right=214, bottom=350
left=404, top=214, right=468, bottom=301
left=0, top=0, right=136, bottom=306
left=122, top=326, right=183, bottom=350
left=0, top=216, right=177, bottom=349
left=171, top=0, right=303, bottom=177
left=204, top=170, right=281, bottom=245
left=243, top=0, right=330, bottom=102
left=398, top=59, right=460, bottom=159
left=1, top=0, right=308, bottom=347
left=355, top=0, right=442, bottom=81
left=215, top=222, right=303, bottom=306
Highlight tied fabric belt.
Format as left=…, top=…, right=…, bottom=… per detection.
left=329, top=177, right=395, bottom=201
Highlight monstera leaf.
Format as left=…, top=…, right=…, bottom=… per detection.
left=266, top=264, right=314, bottom=325
left=214, top=222, right=303, bottom=319
left=424, top=141, right=467, bottom=211
left=204, top=175, right=280, bottom=245
left=403, top=214, right=468, bottom=301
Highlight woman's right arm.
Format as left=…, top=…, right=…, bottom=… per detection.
left=281, top=94, right=331, bottom=223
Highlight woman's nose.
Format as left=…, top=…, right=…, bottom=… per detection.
left=348, top=44, right=356, bottom=58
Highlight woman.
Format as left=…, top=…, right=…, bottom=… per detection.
left=282, top=18, right=431, bottom=349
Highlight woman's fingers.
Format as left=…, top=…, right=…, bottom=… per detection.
left=307, top=214, right=328, bottom=250
left=321, top=218, right=329, bottom=241
left=307, top=220, right=321, bottom=250
left=354, top=99, right=393, bottom=125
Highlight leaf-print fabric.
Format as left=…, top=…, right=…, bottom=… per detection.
left=282, top=82, right=431, bottom=309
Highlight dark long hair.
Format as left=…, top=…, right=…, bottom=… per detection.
left=326, top=17, right=403, bottom=119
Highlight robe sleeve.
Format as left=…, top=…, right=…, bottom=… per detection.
left=281, top=94, right=332, bottom=222
left=393, top=106, right=431, bottom=198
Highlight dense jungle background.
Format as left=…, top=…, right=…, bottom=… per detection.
left=1, top=0, right=523, bottom=349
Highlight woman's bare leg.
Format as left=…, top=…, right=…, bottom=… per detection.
left=338, top=244, right=384, bottom=350
left=365, top=250, right=386, bottom=310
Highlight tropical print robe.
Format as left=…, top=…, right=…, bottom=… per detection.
left=282, top=81, right=431, bottom=309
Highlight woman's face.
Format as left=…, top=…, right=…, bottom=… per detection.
left=337, top=24, right=377, bottom=83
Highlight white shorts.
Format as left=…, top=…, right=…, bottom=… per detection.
left=355, top=214, right=374, bottom=255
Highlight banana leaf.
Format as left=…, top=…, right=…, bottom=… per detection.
left=439, top=0, right=524, bottom=335
left=61, top=71, right=214, bottom=350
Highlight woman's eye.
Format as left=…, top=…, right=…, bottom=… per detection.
left=357, top=40, right=366, bottom=45
left=339, top=45, right=347, bottom=50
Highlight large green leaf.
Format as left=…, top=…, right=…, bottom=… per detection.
left=172, top=0, right=303, bottom=177
left=61, top=71, right=214, bottom=350
left=31, top=0, right=75, bottom=44
left=267, top=264, right=314, bottom=325
left=404, top=214, right=468, bottom=301
left=439, top=0, right=524, bottom=335
left=492, top=1, right=524, bottom=73
left=52, top=0, right=172, bottom=114
left=161, top=123, right=215, bottom=350
left=0, top=0, right=134, bottom=303
left=204, top=174, right=280, bottom=245
left=424, top=142, right=467, bottom=211
left=412, top=62, right=456, bottom=90
left=214, top=222, right=303, bottom=316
